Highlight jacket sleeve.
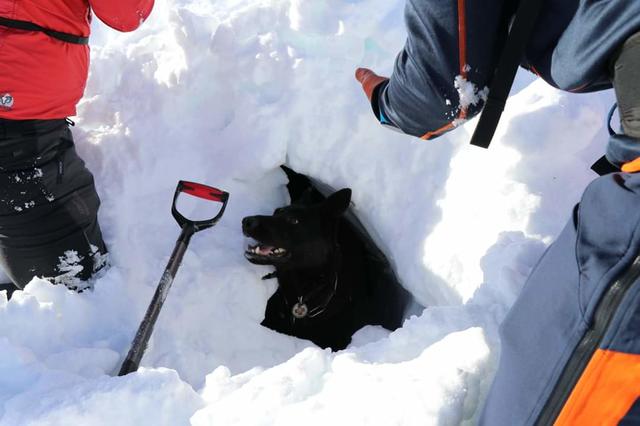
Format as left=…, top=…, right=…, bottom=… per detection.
left=375, top=0, right=509, bottom=140
left=90, top=0, right=155, bottom=33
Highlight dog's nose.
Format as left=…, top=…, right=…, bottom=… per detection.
left=242, top=217, right=258, bottom=233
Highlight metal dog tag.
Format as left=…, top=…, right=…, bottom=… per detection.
left=292, top=302, right=308, bottom=319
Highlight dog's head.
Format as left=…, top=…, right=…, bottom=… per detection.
left=242, top=188, right=351, bottom=269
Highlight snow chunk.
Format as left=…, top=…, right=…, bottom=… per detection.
left=53, top=250, right=87, bottom=291
left=1, top=367, right=203, bottom=426
left=192, top=329, right=492, bottom=426
left=454, top=75, right=489, bottom=110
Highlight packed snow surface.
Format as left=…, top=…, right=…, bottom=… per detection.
left=0, top=0, right=615, bottom=424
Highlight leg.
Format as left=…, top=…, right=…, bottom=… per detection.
left=611, top=32, right=640, bottom=138
left=0, top=119, right=108, bottom=290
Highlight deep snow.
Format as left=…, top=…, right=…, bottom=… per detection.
left=0, top=0, right=616, bottom=424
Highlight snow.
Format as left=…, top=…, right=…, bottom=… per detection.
left=0, top=0, right=616, bottom=424
left=454, top=75, right=489, bottom=112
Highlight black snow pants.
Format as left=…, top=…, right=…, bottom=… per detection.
left=612, top=31, right=640, bottom=139
left=0, top=118, right=107, bottom=290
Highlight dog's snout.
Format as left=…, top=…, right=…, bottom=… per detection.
left=242, top=217, right=259, bottom=234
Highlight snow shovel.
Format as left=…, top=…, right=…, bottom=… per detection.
left=118, top=180, right=229, bottom=376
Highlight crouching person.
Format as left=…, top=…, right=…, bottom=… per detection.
left=0, top=0, right=154, bottom=290
left=355, top=0, right=640, bottom=144
left=353, top=0, right=640, bottom=424
left=479, top=126, right=640, bottom=424
left=482, top=13, right=640, bottom=426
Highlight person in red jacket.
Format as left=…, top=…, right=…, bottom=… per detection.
left=0, top=0, right=154, bottom=291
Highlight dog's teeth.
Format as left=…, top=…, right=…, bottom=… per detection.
left=246, top=244, right=286, bottom=257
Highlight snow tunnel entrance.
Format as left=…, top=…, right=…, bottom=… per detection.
left=252, top=165, right=423, bottom=350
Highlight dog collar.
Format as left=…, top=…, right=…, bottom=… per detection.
left=290, top=274, right=338, bottom=321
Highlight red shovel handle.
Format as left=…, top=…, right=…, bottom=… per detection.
left=172, top=180, right=229, bottom=231
left=179, top=181, right=226, bottom=202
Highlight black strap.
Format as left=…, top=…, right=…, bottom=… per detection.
left=591, top=155, right=619, bottom=175
left=469, top=0, right=544, bottom=149
left=590, top=104, right=623, bottom=175
left=0, top=16, right=89, bottom=45
left=591, top=103, right=620, bottom=176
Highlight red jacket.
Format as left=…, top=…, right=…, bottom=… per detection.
left=0, top=0, right=154, bottom=120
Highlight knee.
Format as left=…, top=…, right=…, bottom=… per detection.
left=611, top=31, right=640, bottom=139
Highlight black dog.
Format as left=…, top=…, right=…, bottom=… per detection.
left=242, top=170, right=415, bottom=350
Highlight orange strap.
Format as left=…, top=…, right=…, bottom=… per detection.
left=622, top=156, right=640, bottom=173
left=554, top=349, right=640, bottom=426
left=420, top=122, right=456, bottom=140
left=457, top=0, right=468, bottom=80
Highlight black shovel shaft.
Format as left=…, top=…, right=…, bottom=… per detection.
left=118, top=180, right=229, bottom=376
left=118, top=226, right=194, bottom=376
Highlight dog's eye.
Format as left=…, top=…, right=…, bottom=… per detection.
left=287, top=217, right=299, bottom=225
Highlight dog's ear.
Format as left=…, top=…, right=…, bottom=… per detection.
left=324, top=188, right=351, bottom=216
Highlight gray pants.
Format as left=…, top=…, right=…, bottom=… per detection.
left=612, top=32, right=640, bottom=139
left=0, top=119, right=107, bottom=290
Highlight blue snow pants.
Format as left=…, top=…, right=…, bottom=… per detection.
left=479, top=127, right=640, bottom=424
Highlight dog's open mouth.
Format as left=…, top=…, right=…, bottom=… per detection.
left=244, top=242, right=290, bottom=264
